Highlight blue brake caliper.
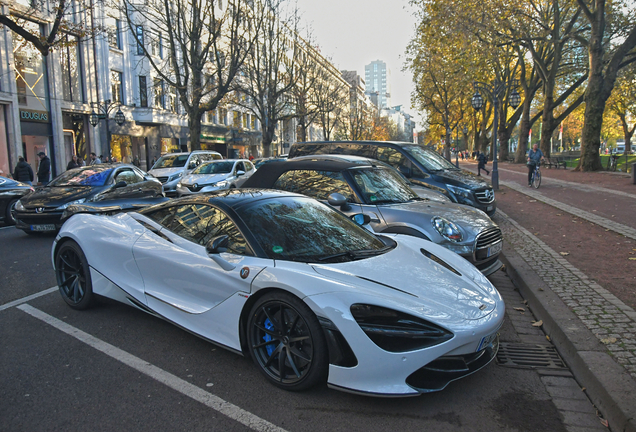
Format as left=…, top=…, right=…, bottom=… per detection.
left=263, top=318, right=274, bottom=356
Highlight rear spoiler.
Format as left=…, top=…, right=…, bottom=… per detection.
left=61, top=197, right=170, bottom=224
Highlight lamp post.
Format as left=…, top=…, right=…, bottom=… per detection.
left=89, top=99, right=126, bottom=158
left=471, top=79, right=521, bottom=190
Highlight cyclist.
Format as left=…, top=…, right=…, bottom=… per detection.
left=527, top=143, right=545, bottom=186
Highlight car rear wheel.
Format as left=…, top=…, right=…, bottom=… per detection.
left=55, top=240, right=95, bottom=310
left=247, top=292, right=328, bottom=391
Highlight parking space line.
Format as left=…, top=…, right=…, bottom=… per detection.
left=16, top=304, right=287, bottom=432
left=0, top=286, right=57, bottom=312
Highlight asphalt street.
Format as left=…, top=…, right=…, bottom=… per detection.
left=0, top=225, right=603, bottom=431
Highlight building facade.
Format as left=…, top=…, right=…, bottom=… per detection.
left=364, top=60, right=391, bottom=109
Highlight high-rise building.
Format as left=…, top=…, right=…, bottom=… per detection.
left=364, top=60, right=391, bottom=108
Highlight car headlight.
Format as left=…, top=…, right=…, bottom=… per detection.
left=15, top=200, right=25, bottom=211
left=214, top=180, right=229, bottom=188
left=432, top=216, right=463, bottom=242
left=168, top=172, right=183, bottom=182
left=350, top=304, right=453, bottom=352
left=56, top=198, right=86, bottom=210
left=177, top=182, right=182, bottom=188
left=444, top=244, right=473, bottom=254
left=446, top=184, right=471, bottom=199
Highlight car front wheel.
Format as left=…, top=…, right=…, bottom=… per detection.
left=55, top=240, right=95, bottom=310
left=247, top=292, right=328, bottom=391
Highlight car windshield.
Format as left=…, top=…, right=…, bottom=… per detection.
left=350, top=167, right=419, bottom=204
left=153, top=154, right=189, bottom=168
left=236, top=196, right=389, bottom=263
left=254, top=158, right=286, bottom=169
left=192, top=161, right=234, bottom=174
left=403, top=145, right=458, bottom=171
left=48, top=167, right=114, bottom=187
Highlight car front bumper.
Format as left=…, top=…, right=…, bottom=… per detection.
left=15, top=210, right=63, bottom=232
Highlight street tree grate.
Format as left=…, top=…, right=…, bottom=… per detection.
left=497, top=342, right=567, bottom=369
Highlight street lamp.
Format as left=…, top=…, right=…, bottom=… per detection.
left=471, top=79, right=521, bottom=190
left=89, top=99, right=126, bottom=157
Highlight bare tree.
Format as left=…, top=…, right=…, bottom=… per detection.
left=1, top=0, right=97, bottom=56
left=117, top=0, right=264, bottom=150
left=313, top=64, right=348, bottom=141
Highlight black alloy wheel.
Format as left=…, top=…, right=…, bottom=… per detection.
left=6, top=198, right=18, bottom=225
left=55, top=240, right=95, bottom=310
left=247, top=292, right=328, bottom=391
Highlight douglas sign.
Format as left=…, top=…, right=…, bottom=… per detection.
left=20, top=109, right=49, bottom=123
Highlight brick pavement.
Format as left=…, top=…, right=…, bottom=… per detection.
left=493, top=209, right=636, bottom=380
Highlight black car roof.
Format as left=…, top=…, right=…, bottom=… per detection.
left=241, top=158, right=382, bottom=189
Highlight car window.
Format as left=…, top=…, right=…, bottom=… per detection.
left=235, top=162, right=245, bottom=173
left=168, top=204, right=250, bottom=255
left=154, top=154, right=188, bottom=168
left=245, top=161, right=254, bottom=171
left=115, top=168, right=144, bottom=185
left=331, top=143, right=376, bottom=158
left=273, top=170, right=356, bottom=202
left=350, top=168, right=418, bottom=204
left=143, top=206, right=175, bottom=227
left=200, top=153, right=221, bottom=162
left=189, top=155, right=200, bottom=167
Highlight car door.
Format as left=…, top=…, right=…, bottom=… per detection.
left=103, top=167, right=147, bottom=200
left=132, top=166, right=161, bottom=197
left=234, top=161, right=249, bottom=187
left=131, top=203, right=273, bottom=316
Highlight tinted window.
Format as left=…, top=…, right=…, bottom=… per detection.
left=236, top=197, right=387, bottom=262
left=168, top=204, right=249, bottom=254
left=273, top=170, right=356, bottom=202
left=115, top=168, right=144, bottom=185
left=49, top=166, right=114, bottom=186
left=144, top=206, right=175, bottom=226
left=331, top=143, right=376, bottom=158
left=192, top=161, right=234, bottom=174
left=350, top=168, right=418, bottom=204
left=289, top=144, right=331, bottom=157
left=403, top=145, right=457, bottom=171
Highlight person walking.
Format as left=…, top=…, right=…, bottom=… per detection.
left=477, top=152, right=490, bottom=176
left=66, top=155, right=79, bottom=170
left=37, top=152, right=51, bottom=185
left=13, top=157, right=34, bottom=186
left=527, top=143, right=545, bottom=186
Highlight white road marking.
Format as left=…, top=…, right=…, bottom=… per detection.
left=17, top=304, right=287, bottom=432
left=0, top=286, right=57, bottom=312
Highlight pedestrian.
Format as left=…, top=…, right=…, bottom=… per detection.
left=526, top=143, right=545, bottom=186
left=89, top=152, right=102, bottom=165
left=66, top=154, right=79, bottom=170
left=13, top=156, right=34, bottom=186
left=133, top=156, right=140, bottom=167
left=36, top=152, right=51, bottom=185
left=477, top=152, right=490, bottom=176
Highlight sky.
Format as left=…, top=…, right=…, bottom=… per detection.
left=294, top=0, right=422, bottom=124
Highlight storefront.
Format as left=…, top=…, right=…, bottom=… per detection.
left=62, top=112, right=89, bottom=165
left=0, top=105, right=11, bottom=177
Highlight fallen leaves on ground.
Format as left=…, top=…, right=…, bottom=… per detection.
left=532, top=320, right=543, bottom=327
left=546, top=335, right=551, bottom=341
left=529, top=199, right=537, bottom=202
left=600, top=337, right=617, bottom=344
left=600, top=418, right=609, bottom=428
left=560, top=252, right=570, bottom=256
left=513, top=307, right=525, bottom=312
left=629, top=258, right=636, bottom=261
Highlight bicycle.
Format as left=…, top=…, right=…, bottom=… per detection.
left=529, top=162, right=541, bottom=188
left=607, top=154, right=618, bottom=172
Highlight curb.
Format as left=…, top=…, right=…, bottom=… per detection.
left=500, top=243, right=636, bottom=432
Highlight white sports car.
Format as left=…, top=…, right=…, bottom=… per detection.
left=52, top=189, right=505, bottom=396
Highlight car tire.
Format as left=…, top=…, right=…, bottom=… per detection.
left=6, top=198, right=18, bottom=225
left=247, top=292, right=328, bottom=391
left=55, top=240, right=96, bottom=310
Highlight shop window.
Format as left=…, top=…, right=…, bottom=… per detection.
left=111, top=70, right=123, bottom=103
left=13, top=20, right=48, bottom=108
left=161, top=137, right=179, bottom=154
left=61, top=34, right=83, bottom=102
left=139, top=76, right=148, bottom=107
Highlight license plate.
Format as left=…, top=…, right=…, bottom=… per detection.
left=477, top=330, right=499, bottom=352
left=31, top=224, right=56, bottom=232
left=487, top=205, right=493, bottom=211
left=487, top=241, right=503, bottom=257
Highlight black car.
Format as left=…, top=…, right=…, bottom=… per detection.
left=0, top=176, right=34, bottom=225
left=288, top=141, right=497, bottom=216
left=14, top=164, right=163, bottom=234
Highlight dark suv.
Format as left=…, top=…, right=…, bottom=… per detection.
left=288, top=141, right=496, bottom=216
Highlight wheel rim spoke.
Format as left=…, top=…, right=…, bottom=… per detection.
left=252, top=338, right=279, bottom=349
left=289, top=346, right=311, bottom=363
left=288, top=335, right=309, bottom=343
left=59, top=253, right=76, bottom=270
left=264, top=343, right=283, bottom=368
left=278, top=347, right=286, bottom=382
left=286, top=349, right=302, bottom=378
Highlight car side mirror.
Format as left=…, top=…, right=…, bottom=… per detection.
left=327, top=192, right=351, bottom=211
left=206, top=235, right=229, bottom=255
left=114, top=181, right=127, bottom=189
left=236, top=170, right=245, bottom=176
left=351, top=213, right=371, bottom=226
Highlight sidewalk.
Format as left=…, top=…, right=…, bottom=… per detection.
left=458, top=160, right=636, bottom=431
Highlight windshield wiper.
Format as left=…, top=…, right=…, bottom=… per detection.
left=317, top=246, right=392, bottom=262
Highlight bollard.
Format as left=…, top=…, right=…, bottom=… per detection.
left=632, top=163, right=636, bottom=185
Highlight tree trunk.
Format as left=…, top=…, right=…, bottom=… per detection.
left=515, top=98, right=532, bottom=163
left=261, top=122, right=276, bottom=157
left=499, top=129, right=510, bottom=162
left=189, top=112, right=202, bottom=151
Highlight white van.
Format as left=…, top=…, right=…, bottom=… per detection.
left=148, top=150, right=222, bottom=196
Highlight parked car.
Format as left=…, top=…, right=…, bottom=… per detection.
left=53, top=189, right=504, bottom=395
left=253, top=156, right=288, bottom=169
left=242, top=158, right=503, bottom=275
left=0, top=176, right=34, bottom=225
left=292, top=154, right=451, bottom=203
left=148, top=150, right=222, bottom=196
left=13, top=164, right=163, bottom=234
left=176, top=159, right=256, bottom=197
left=289, top=141, right=497, bottom=216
